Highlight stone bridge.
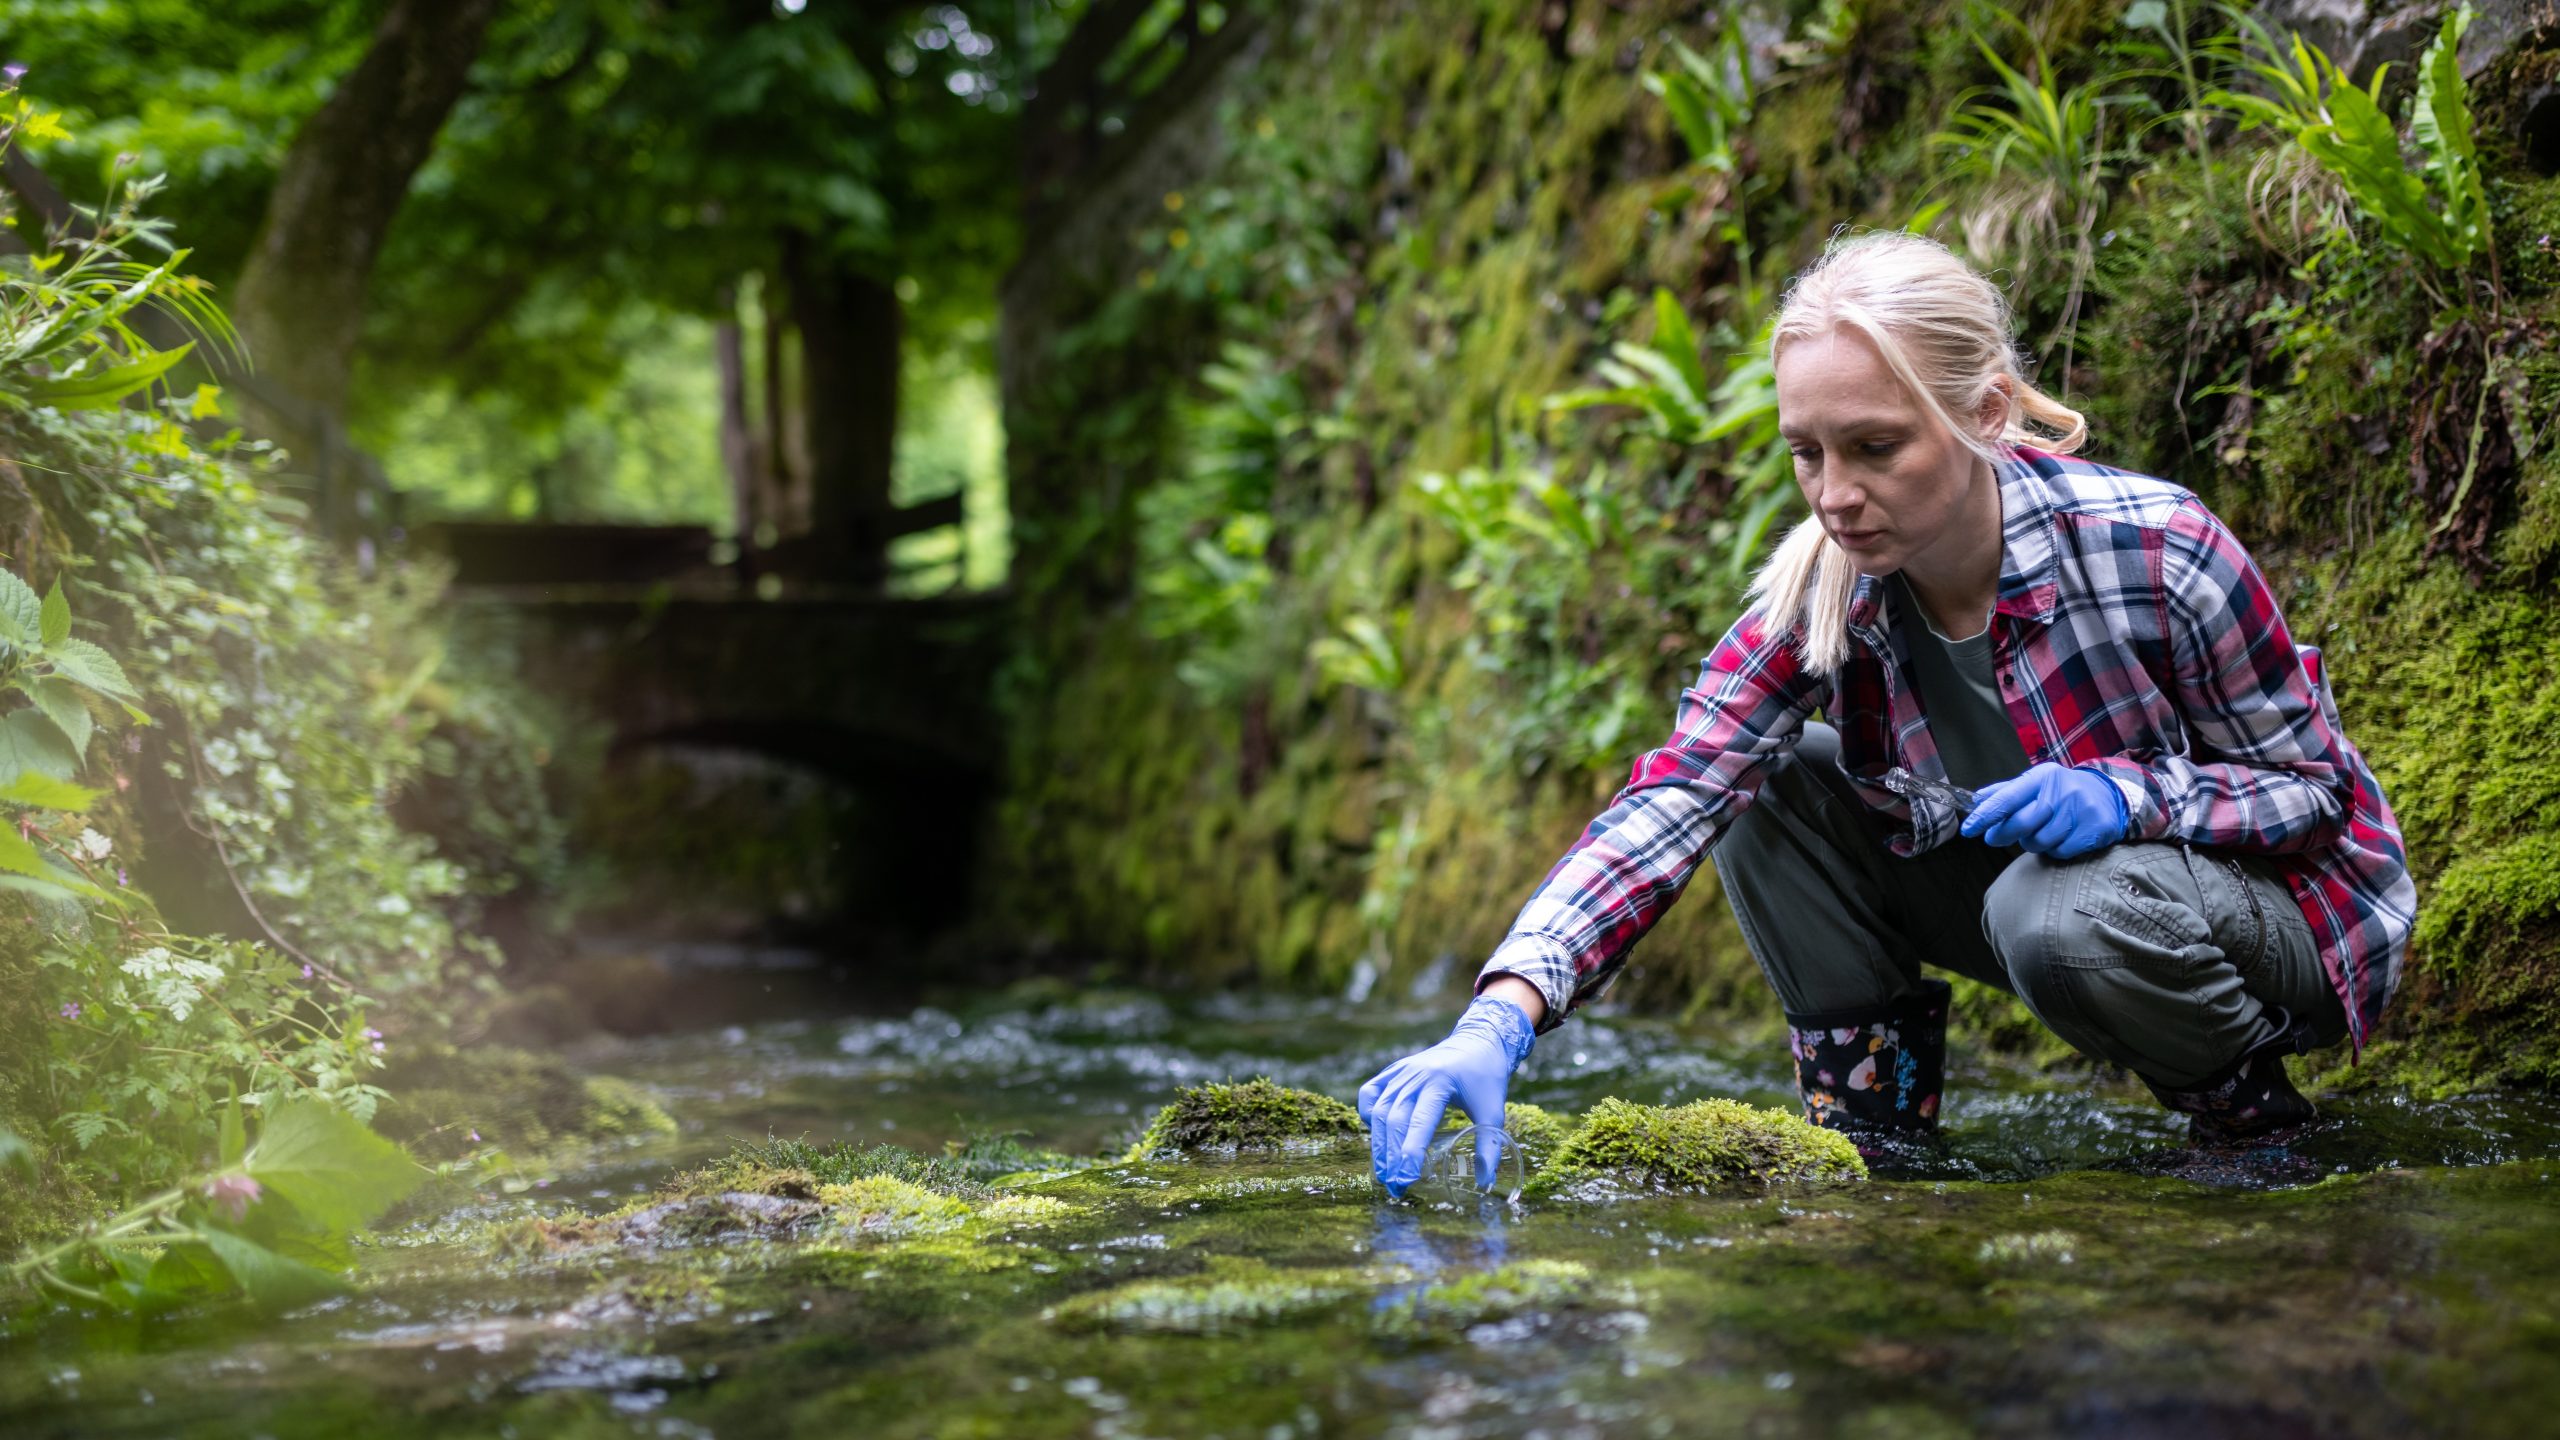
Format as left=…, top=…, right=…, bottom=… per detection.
left=476, top=586, right=1009, bottom=790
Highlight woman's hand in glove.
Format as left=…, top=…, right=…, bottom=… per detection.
left=1961, top=761, right=2130, bottom=859
left=1356, top=991, right=1537, bottom=1197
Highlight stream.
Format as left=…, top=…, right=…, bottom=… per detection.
left=6, top=977, right=2560, bottom=1438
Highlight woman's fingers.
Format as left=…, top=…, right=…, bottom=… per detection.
left=1357, top=1059, right=1408, bottom=1127
left=1367, top=1068, right=1422, bottom=1181
left=1389, top=1074, right=1457, bottom=1189
left=1472, top=1121, right=1506, bottom=1191
left=1985, top=791, right=2056, bottom=848
left=2028, top=806, right=2080, bottom=855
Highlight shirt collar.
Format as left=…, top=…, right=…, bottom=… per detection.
left=1843, top=442, right=2060, bottom=643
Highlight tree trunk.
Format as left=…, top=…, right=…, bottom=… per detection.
left=714, top=295, right=758, bottom=545
left=230, top=0, right=504, bottom=446
left=784, top=230, right=901, bottom=588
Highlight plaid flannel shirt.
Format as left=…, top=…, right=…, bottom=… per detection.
left=1477, top=443, right=2416, bottom=1059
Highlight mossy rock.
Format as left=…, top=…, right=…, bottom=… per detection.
left=1370, top=1259, right=1604, bottom=1338
left=1433, top=1100, right=1577, bottom=1173
left=1522, top=1097, right=1866, bottom=1197
left=1123, top=1078, right=1363, bottom=1161
left=1047, top=1259, right=1365, bottom=1335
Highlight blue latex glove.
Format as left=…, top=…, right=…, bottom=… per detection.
left=1356, top=992, right=1536, bottom=1197
left=1960, top=761, right=2130, bottom=859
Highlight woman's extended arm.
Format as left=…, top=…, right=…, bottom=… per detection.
left=1357, top=603, right=1828, bottom=1193
left=2082, top=496, right=2356, bottom=854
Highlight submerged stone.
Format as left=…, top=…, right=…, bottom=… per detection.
left=1047, top=1261, right=1365, bottom=1335
left=1124, top=1078, right=1363, bottom=1160
left=1371, top=1259, right=1605, bottom=1338
left=1524, top=1096, right=1866, bottom=1196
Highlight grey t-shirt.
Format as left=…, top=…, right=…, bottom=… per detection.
left=1888, top=571, right=2031, bottom=792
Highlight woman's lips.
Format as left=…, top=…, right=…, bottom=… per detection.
left=1833, top=527, right=1885, bottom=549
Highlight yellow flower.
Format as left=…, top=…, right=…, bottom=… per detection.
left=1167, top=227, right=1190, bottom=250
left=1163, top=190, right=1184, bottom=212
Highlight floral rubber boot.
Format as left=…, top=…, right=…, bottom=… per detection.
left=1783, top=977, right=1951, bottom=1161
left=2141, top=1005, right=2318, bottom=1146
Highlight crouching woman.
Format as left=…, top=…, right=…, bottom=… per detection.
left=1358, top=229, right=2416, bottom=1191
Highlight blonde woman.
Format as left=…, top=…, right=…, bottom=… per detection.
left=1359, top=228, right=2417, bottom=1191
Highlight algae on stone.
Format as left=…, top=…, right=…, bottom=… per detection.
left=1123, top=1078, right=1363, bottom=1160
left=1371, top=1258, right=1605, bottom=1338
left=1524, top=1096, right=1866, bottom=1196
left=1047, top=1259, right=1366, bottom=1335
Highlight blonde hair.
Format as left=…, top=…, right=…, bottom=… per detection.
left=1745, top=228, right=2088, bottom=671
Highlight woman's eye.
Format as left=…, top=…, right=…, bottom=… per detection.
left=1862, top=441, right=1898, bottom=456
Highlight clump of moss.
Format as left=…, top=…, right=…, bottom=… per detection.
left=1499, top=1101, right=1575, bottom=1170
left=1524, top=1097, right=1866, bottom=1197
left=1123, top=1078, right=1363, bottom=1160
left=820, top=1176, right=975, bottom=1237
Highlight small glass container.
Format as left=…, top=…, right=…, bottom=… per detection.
left=1413, top=1123, right=1526, bottom=1205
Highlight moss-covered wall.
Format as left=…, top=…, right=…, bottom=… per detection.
left=992, top=0, right=2560, bottom=1093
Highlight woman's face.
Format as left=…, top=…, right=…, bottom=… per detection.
left=1772, top=324, right=2002, bottom=577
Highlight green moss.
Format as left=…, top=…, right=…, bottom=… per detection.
left=1525, top=1096, right=1866, bottom=1196
left=821, top=1176, right=975, bottom=1238
left=1371, top=1258, right=1605, bottom=1338
left=1123, top=1079, right=1363, bottom=1160
left=1048, top=1258, right=1365, bottom=1335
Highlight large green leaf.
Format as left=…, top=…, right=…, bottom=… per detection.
left=0, top=709, right=81, bottom=783
left=0, top=1122, right=33, bottom=1177
left=198, top=1227, right=346, bottom=1310
left=0, top=828, right=101, bottom=897
left=140, top=1241, right=232, bottom=1314
left=26, top=677, right=93, bottom=764
left=47, top=637, right=140, bottom=702
left=244, top=1099, right=424, bottom=1232
left=37, top=578, right=68, bottom=648
left=0, top=570, right=39, bottom=646
left=21, top=340, right=195, bottom=410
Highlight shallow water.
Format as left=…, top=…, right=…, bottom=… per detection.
left=7, top=984, right=2560, bottom=1438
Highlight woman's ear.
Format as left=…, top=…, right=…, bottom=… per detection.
left=1975, top=376, right=2012, bottom=446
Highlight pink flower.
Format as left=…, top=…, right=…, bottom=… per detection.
left=57, top=1001, right=80, bottom=1020
left=468, top=1129, right=481, bottom=1144
left=203, top=1173, right=262, bottom=1224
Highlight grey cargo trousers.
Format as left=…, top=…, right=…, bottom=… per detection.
left=1710, top=723, right=2350, bottom=1088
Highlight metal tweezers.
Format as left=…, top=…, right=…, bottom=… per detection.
left=1879, top=765, right=1981, bottom=816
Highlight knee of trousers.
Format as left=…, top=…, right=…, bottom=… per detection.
left=1981, top=848, right=2119, bottom=1012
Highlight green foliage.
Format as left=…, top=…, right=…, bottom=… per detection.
left=5, top=1096, right=422, bottom=1314
left=1404, top=456, right=1667, bottom=776
left=1124, top=1079, right=1363, bottom=1160
left=0, top=100, right=573, bottom=1252
left=1136, top=339, right=1336, bottom=703
left=2209, top=4, right=2493, bottom=289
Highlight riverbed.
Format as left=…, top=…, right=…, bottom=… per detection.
left=6, top=980, right=2559, bottom=1438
